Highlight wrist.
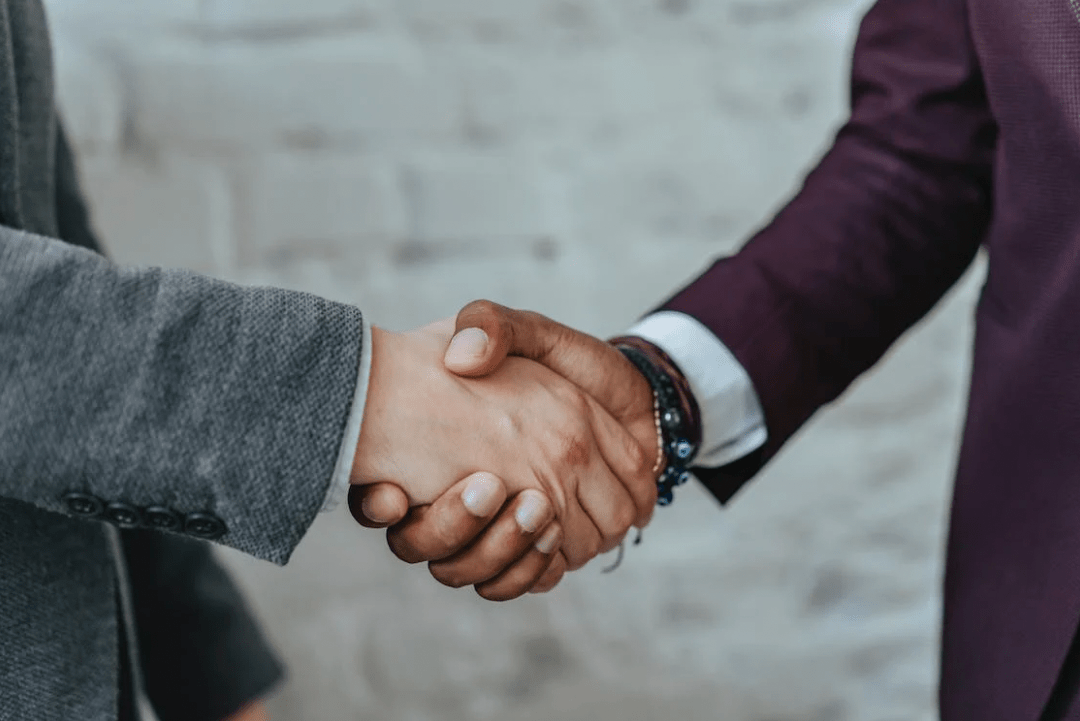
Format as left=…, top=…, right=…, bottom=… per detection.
left=608, top=335, right=703, bottom=506
left=351, top=326, right=397, bottom=486
left=607, top=335, right=702, bottom=451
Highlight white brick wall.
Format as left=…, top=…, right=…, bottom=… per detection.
left=42, top=1, right=979, bottom=719
left=78, top=154, right=234, bottom=273
left=242, top=152, right=405, bottom=265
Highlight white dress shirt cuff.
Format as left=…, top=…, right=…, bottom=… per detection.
left=626, top=311, right=767, bottom=468
left=321, top=314, right=373, bottom=512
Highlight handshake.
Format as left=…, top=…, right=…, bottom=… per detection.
left=347, top=300, right=667, bottom=601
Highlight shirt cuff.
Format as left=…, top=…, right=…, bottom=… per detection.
left=626, top=311, right=767, bottom=468
left=321, top=314, right=373, bottom=512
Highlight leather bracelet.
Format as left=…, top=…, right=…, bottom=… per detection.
left=611, top=342, right=701, bottom=506
left=608, top=335, right=702, bottom=450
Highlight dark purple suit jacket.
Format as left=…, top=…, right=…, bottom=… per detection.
left=659, top=1, right=1080, bottom=718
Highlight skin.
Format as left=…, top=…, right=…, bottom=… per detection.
left=349, top=471, right=567, bottom=599
left=351, top=318, right=653, bottom=569
left=226, top=306, right=649, bottom=715
left=224, top=700, right=270, bottom=721
left=351, top=301, right=658, bottom=598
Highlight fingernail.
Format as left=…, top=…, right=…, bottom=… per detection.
left=515, top=491, right=549, bottom=533
left=535, top=525, right=560, bottom=555
left=445, top=328, right=489, bottom=365
left=360, top=494, right=387, bottom=524
left=462, top=474, right=501, bottom=517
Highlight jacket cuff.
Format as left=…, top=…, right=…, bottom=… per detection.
left=320, top=315, right=372, bottom=512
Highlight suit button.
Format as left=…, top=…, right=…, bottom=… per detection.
left=143, top=507, right=181, bottom=532
left=184, top=513, right=226, bottom=540
left=62, top=492, right=104, bottom=518
left=105, top=503, right=142, bottom=528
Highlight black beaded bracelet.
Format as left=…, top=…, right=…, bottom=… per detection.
left=615, top=344, right=699, bottom=506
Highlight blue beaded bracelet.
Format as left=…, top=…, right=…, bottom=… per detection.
left=615, top=344, right=700, bottom=506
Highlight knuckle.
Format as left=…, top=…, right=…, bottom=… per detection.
left=429, top=562, right=471, bottom=589
left=532, top=555, right=566, bottom=592
left=386, top=532, right=424, bottom=565
left=568, top=388, right=590, bottom=414
left=469, top=298, right=500, bottom=317
left=645, top=481, right=659, bottom=506
left=626, top=439, right=650, bottom=478
left=431, top=526, right=459, bottom=557
left=462, top=299, right=507, bottom=333
left=539, top=480, right=569, bottom=519
left=613, top=499, right=636, bottom=536
left=585, top=534, right=602, bottom=561
left=494, top=408, right=519, bottom=441
left=476, top=583, right=517, bottom=602
left=428, top=511, right=475, bottom=560
left=563, top=535, right=600, bottom=570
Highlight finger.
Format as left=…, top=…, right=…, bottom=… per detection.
left=474, top=524, right=563, bottom=601
left=348, top=483, right=410, bottom=529
left=584, top=394, right=658, bottom=528
left=428, top=490, right=555, bottom=589
left=557, top=394, right=648, bottom=554
left=555, top=492, right=605, bottom=571
left=449, top=301, right=630, bottom=414
left=574, top=459, right=636, bottom=557
left=449, top=303, right=658, bottom=530
left=530, top=551, right=568, bottom=594
left=386, top=472, right=507, bottom=564
left=446, top=300, right=561, bottom=377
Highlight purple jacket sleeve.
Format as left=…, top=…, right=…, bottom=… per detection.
left=660, top=0, right=998, bottom=502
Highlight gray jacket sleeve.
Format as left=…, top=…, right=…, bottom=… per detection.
left=1, top=159, right=363, bottom=566
left=48, top=124, right=287, bottom=717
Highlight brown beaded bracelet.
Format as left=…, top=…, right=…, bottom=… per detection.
left=609, top=337, right=703, bottom=506
left=609, top=335, right=702, bottom=454
left=600, top=335, right=705, bottom=572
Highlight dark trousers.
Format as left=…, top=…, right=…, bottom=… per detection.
left=116, top=590, right=137, bottom=721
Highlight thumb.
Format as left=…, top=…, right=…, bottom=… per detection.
left=348, top=483, right=410, bottom=529
left=444, top=299, right=554, bottom=377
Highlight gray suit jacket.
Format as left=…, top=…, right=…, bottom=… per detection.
left=0, top=2, right=365, bottom=718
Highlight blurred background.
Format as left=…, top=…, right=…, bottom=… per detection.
left=42, top=0, right=986, bottom=719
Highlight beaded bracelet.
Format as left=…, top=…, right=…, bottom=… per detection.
left=613, top=344, right=700, bottom=506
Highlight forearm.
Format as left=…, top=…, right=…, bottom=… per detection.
left=0, top=228, right=363, bottom=563
left=657, top=0, right=996, bottom=487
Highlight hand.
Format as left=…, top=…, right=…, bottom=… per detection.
left=350, top=318, right=652, bottom=569
left=349, top=473, right=568, bottom=601
left=446, top=301, right=660, bottom=501
left=354, top=303, right=659, bottom=596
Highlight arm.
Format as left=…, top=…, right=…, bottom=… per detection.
left=15, top=125, right=645, bottom=568
left=356, top=0, right=998, bottom=593
left=54, top=122, right=286, bottom=721
left=0, top=224, right=361, bottom=564
left=467, top=0, right=995, bottom=504
left=663, top=0, right=996, bottom=500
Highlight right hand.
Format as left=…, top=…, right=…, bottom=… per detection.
left=353, top=303, right=664, bottom=596
left=349, top=472, right=568, bottom=602
left=350, top=318, right=651, bottom=569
